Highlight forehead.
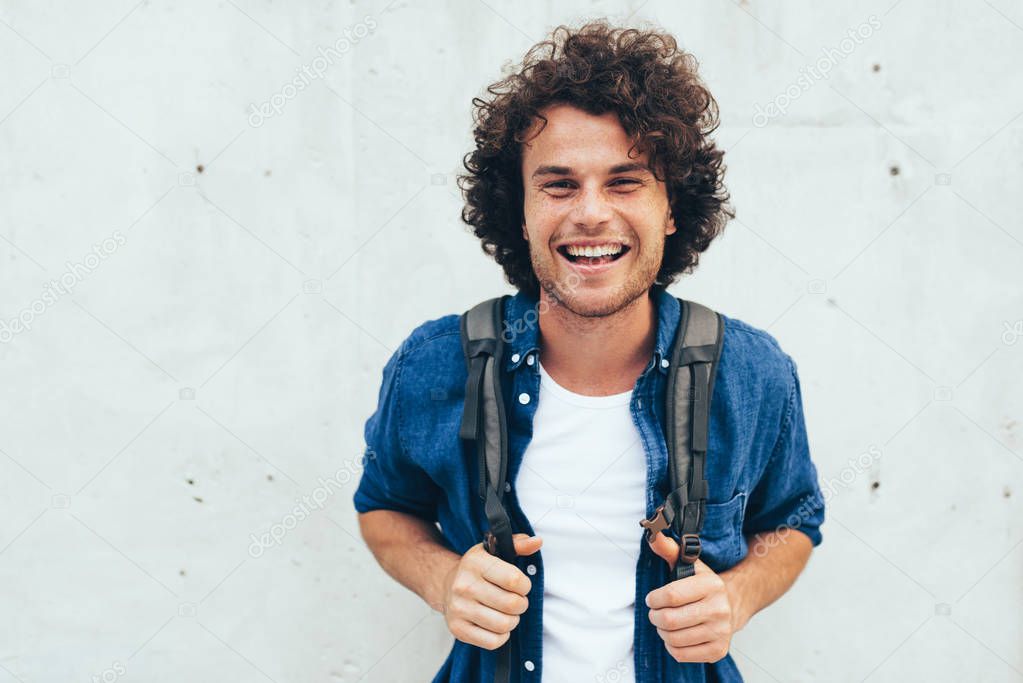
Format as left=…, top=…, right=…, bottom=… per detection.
left=520, top=103, right=645, bottom=170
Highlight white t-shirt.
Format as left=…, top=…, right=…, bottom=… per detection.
left=515, top=360, right=647, bottom=683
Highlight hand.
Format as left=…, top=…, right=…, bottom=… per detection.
left=441, top=533, right=542, bottom=651
left=645, top=559, right=735, bottom=664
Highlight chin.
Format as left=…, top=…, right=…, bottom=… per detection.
left=548, top=278, right=643, bottom=318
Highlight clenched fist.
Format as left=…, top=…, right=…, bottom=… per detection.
left=441, top=533, right=542, bottom=650
left=646, top=559, right=735, bottom=664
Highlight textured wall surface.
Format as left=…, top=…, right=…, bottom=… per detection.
left=1, top=0, right=1021, bottom=681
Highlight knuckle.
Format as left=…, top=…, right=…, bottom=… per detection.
left=503, top=594, right=527, bottom=614
left=451, top=576, right=473, bottom=597
left=502, top=614, right=520, bottom=632
left=449, top=621, right=469, bottom=641
left=446, top=596, right=467, bottom=620
left=483, top=630, right=510, bottom=650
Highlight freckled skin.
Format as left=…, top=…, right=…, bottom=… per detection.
left=520, top=103, right=677, bottom=319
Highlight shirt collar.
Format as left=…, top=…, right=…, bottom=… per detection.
left=501, top=287, right=680, bottom=375
left=501, top=290, right=542, bottom=372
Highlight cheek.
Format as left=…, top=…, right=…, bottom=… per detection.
left=524, top=198, right=566, bottom=235
left=531, top=194, right=569, bottom=218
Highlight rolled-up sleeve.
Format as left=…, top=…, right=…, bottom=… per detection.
left=353, top=342, right=441, bottom=521
left=742, top=356, right=825, bottom=547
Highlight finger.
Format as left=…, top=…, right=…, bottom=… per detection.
left=476, top=554, right=532, bottom=596
left=665, top=641, right=726, bottom=664
left=645, top=579, right=703, bottom=610
left=512, top=533, right=543, bottom=557
left=656, top=624, right=717, bottom=649
left=450, top=619, right=510, bottom=651
left=472, top=580, right=530, bottom=616
left=647, top=603, right=705, bottom=631
left=463, top=601, right=521, bottom=634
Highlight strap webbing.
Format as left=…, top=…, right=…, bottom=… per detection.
left=663, top=299, right=723, bottom=582
left=459, top=296, right=516, bottom=683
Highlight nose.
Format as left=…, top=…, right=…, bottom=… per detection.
left=569, top=183, right=613, bottom=230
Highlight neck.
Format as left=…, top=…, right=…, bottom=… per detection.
left=537, top=288, right=657, bottom=396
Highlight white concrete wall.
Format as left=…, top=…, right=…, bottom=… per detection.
left=1, top=0, right=1020, bottom=681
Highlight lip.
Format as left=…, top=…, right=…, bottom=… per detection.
left=554, top=239, right=630, bottom=249
left=556, top=244, right=631, bottom=276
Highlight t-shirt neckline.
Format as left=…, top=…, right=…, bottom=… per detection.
left=536, top=359, right=634, bottom=408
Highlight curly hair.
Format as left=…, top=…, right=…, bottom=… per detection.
left=458, top=20, right=734, bottom=299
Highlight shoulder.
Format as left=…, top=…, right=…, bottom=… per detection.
left=399, top=313, right=462, bottom=356
left=717, top=312, right=797, bottom=393
left=390, top=312, right=465, bottom=384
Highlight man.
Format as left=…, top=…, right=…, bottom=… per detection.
left=354, top=20, right=824, bottom=683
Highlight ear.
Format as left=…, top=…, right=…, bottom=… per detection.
left=664, top=185, right=677, bottom=236
left=522, top=221, right=529, bottom=242
left=665, top=207, right=677, bottom=237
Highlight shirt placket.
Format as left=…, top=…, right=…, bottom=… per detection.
left=630, top=363, right=672, bottom=683
left=504, top=349, right=542, bottom=682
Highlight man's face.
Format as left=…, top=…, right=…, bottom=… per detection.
left=520, top=103, right=677, bottom=318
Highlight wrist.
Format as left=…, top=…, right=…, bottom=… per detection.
left=425, top=554, right=459, bottom=614
left=721, top=569, right=752, bottom=633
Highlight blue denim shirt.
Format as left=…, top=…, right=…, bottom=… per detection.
left=354, top=287, right=825, bottom=683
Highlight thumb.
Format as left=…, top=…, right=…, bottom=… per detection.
left=512, top=533, right=542, bottom=557
left=647, top=531, right=679, bottom=571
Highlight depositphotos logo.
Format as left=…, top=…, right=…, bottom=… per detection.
left=247, top=451, right=376, bottom=558
left=247, top=16, right=378, bottom=128
left=0, top=230, right=127, bottom=344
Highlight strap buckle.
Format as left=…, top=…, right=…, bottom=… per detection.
left=483, top=530, right=499, bottom=556
left=639, top=505, right=669, bottom=543
left=680, top=533, right=702, bottom=563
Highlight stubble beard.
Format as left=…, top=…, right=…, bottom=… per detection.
left=529, top=228, right=667, bottom=319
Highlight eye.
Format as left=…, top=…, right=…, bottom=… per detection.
left=542, top=180, right=576, bottom=197
left=609, top=178, right=642, bottom=190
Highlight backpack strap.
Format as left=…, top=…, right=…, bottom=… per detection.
left=641, top=298, right=724, bottom=581
left=458, top=296, right=515, bottom=683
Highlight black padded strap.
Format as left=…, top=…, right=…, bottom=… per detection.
left=459, top=296, right=516, bottom=683
left=662, top=299, right=724, bottom=580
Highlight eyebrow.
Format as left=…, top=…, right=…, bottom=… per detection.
left=530, top=162, right=650, bottom=179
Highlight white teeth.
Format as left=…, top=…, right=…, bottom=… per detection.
left=565, top=244, right=623, bottom=257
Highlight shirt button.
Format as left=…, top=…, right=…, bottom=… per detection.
left=526, top=354, right=535, bottom=366
left=526, top=564, right=536, bottom=575
left=518, top=393, right=530, bottom=405
left=511, top=353, right=520, bottom=363
left=661, top=357, right=670, bottom=368
left=524, top=660, right=535, bottom=672
left=504, top=482, right=512, bottom=493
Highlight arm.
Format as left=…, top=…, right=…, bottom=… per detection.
left=357, top=509, right=459, bottom=612
left=355, top=341, right=540, bottom=649
left=358, top=509, right=542, bottom=650
left=647, top=355, right=823, bottom=662
left=646, top=531, right=813, bottom=663
left=725, top=353, right=823, bottom=633
left=720, top=529, right=812, bottom=633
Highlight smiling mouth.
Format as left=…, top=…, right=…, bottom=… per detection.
left=556, top=244, right=631, bottom=267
